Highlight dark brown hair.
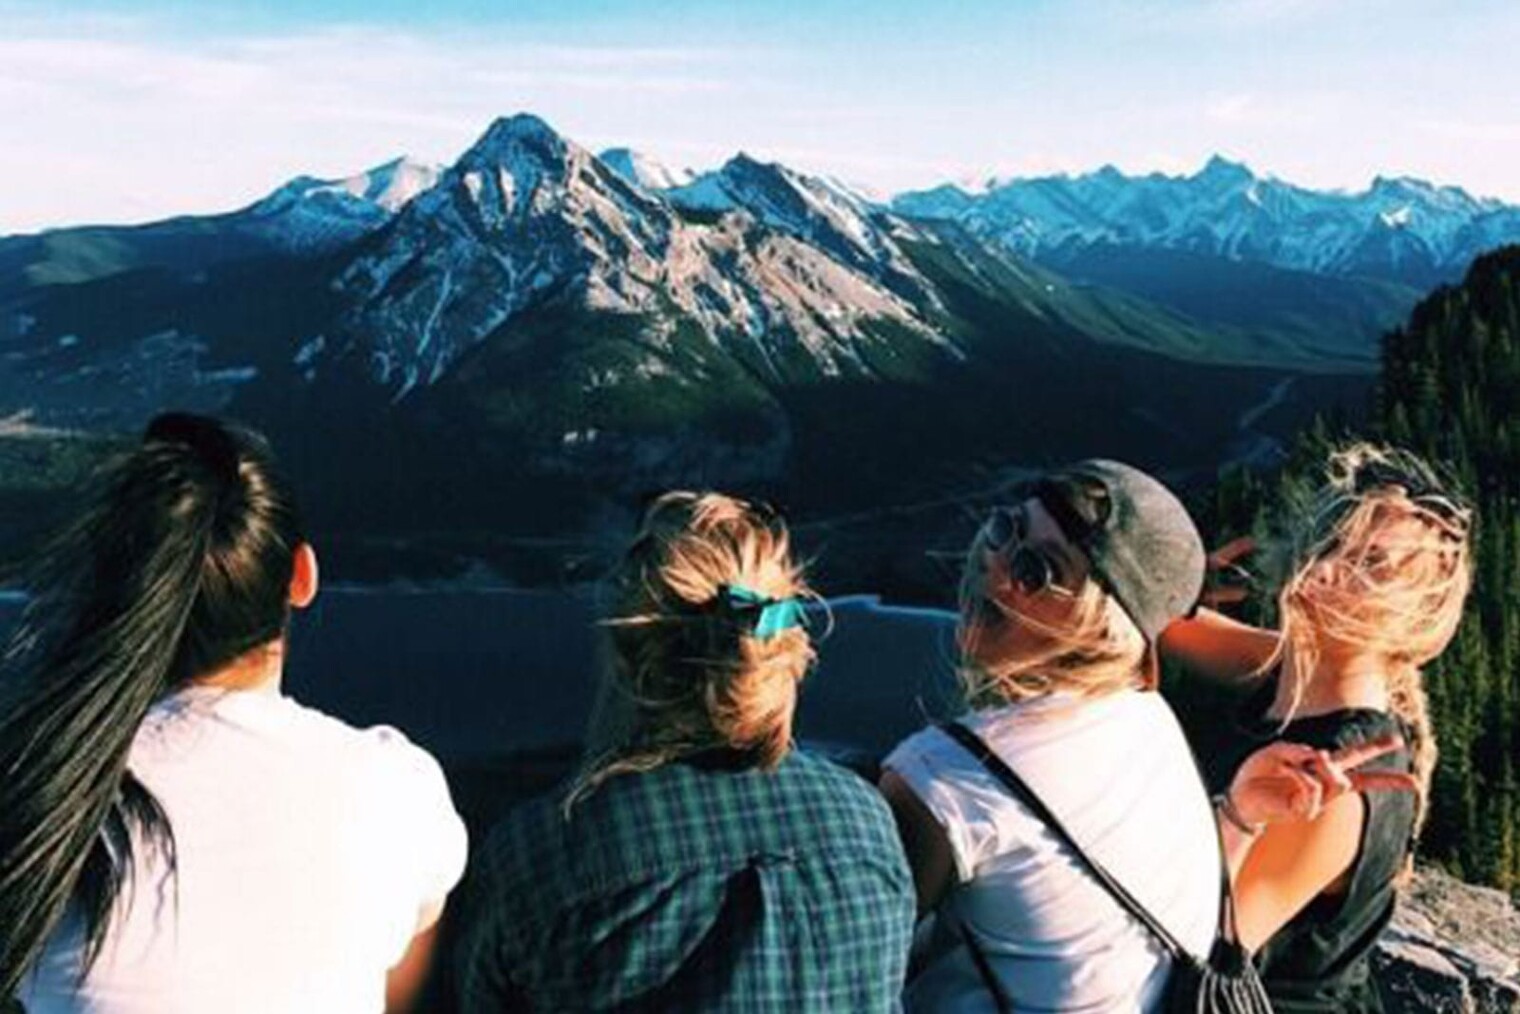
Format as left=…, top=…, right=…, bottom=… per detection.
left=0, top=413, right=305, bottom=995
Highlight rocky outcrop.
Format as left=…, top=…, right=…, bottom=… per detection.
left=1376, top=867, right=1520, bottom=1012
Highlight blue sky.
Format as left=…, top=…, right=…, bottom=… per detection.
left=4, top=0, right=1517, bottom=233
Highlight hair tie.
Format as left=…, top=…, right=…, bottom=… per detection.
left=718, top=583, right=807, bottom=639
left=143, top=412, right=241, bottom=486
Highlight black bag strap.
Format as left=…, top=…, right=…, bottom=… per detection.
left=941, top=720, right=1194, bottom=960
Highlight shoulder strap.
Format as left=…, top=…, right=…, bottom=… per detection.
left=940, top=720, right=1191, bottom=960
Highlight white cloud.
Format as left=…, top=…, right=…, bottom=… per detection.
left=0, top=24, right=759, bottom=233
left=1417, top=119, right=1520, bottom=145
left=1201, top=91, right=1348, bottom=129
left=2, top=3, right=1518, bottom=232
left=1107, top=0, right=1394, bottom=35
left=1204, top=93, right=1255, bottom=125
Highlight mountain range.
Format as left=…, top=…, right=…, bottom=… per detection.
left=893, top=155, right=1519, bottom=291
left=1, top=113, right=1513, bottom=590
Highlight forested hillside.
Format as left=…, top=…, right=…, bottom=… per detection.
left=1381, top=245, right=1520, bottom=891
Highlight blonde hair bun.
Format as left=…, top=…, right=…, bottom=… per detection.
left=570, top=493, right=816, bottom=804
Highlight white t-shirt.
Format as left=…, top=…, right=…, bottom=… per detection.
left=21, top=686, right=468, bottom=1014
left=885, top=689, right=1221, bottom=1014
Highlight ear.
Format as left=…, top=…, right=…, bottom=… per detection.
left=289, top=543, right=319, bottom=610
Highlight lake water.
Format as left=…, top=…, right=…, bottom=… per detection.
left=0, top=590, right=964, bottom=822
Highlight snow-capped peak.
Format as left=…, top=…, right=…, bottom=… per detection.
left=477, top=112, right=562, bottom=147
left=599, top=148, right=695, bottom=191
left=322, top=114, right=948, bottom=399
left=258, top=156, right=442, bottom=215
left=463, top=114, right=571, bottom=176
left=239, top=156, right=443, bottom=253
left=951, top=173, right=997, bottom=196
left=1194, top=154, right=1255, bottom=188
left=700, top=154, right=873, bottom=237
left=891, top=153, right=1520, bottom=285
left=350, top=157, right=443, bottom=212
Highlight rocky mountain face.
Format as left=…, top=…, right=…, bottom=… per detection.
left=599, top=147, right=695, bottom=191
left=311, top=115, right=952, bottom=400
left=1377, top=867, right=1520, bottom=1013
left=894, top=156, right=1520, bottom=291
left=0, top=114, right=1478, bottom=586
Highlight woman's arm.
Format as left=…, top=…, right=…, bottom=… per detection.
left=1220, top=738, right=1415, bottom=950
left=386, top=916, right=443, bottom=1014
left=1228, top=799, right=1364, bottom=950
left=1158, top=607, right=1280, bottom=687
left=879, top=770, right=956, bottom=917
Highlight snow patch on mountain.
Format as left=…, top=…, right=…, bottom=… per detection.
left=599, top=148, right=695, bottom=191
left=241, top=156, right=443, bottom=253
left=665, top=174, right=736, bottom=212
left=276, top=156, right=442, bottom=213
left=668, top=155, right=930, bottom=291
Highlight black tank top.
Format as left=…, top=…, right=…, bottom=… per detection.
left=1206, top=681, right=1416, bottom=1013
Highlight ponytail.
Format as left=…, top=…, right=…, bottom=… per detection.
left=0, top=413, right=303, bottom=995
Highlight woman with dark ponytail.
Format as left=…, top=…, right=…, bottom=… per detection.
left=3, top=412, right=466, bottom=1013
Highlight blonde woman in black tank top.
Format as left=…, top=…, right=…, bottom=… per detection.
left=1162, top=444, right=1474, bottom=1012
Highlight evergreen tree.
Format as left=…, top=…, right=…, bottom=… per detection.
left=1374, top=247, right=1520, bottom=889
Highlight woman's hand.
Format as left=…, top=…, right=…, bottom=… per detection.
left=1226, top=735, right=1416, bottom=828
left=1222, top=735, right=1417, bottom=950
left=1201, top=535, right=1257, bottom=608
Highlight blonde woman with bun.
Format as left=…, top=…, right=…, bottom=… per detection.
left=452, top=492, right=915, bottom=1012
left=1162, top=443, right=1472, bottom=1013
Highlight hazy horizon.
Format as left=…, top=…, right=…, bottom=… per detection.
left=4, top=0, right=1517, bottom=233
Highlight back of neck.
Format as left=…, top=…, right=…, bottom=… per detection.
left=1267, top=647, right=1389, bottom=721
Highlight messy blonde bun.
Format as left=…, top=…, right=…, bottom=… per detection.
left=568, top=492, right=816, bottom=806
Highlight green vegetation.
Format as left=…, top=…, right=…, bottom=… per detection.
left=0, top=429, right=125, bottom=581
left=1380, top=246, right=1520, bottom=891
left=0, top=217, right=265, bottom=301
left=896, top=226, right=1386, bottom=373
left=1044, top=243, right=1419, bottom=366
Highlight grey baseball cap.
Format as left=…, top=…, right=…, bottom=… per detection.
left=1031, top=459, right=1206, bottom=643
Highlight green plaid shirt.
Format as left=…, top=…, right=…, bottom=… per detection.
left=453, top=749, right=915, bottom=1012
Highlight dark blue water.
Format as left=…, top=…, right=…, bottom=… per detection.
left=0, top=590, right=962, bottom=765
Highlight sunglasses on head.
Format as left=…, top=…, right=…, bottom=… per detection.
left=982, top=504, right=1078, bottom=597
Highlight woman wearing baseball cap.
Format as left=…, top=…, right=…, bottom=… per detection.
left=880, top=459, right=1409, bottom=1011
